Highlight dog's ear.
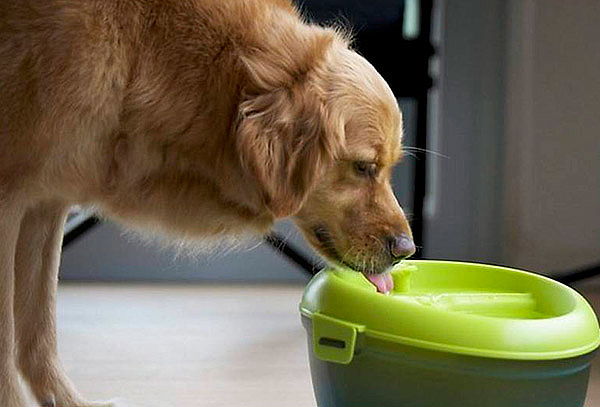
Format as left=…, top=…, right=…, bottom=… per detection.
left=236, top=81, right=344, bottom=219
left=236, top=29, right=344, bottom=218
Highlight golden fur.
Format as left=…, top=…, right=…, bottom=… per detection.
left=0, top=0, right=412, bottom=405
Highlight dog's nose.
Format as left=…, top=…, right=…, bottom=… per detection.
left=386, top=233, right=416, bottom=260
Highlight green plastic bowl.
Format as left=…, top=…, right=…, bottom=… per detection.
left=300, top=260, right=600, bottom=407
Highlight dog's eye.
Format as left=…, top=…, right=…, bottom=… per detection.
left=354, top=161, right=378, bottom=177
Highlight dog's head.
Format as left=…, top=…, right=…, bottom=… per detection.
left=236, top=23, right=414, bottom=286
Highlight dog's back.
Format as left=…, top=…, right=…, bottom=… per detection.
left=0, top=0, right=302, bottom=202
left=0, top=0, right=131, bottom=198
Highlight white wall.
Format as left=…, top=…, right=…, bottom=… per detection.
left=424, top=0, right=507, bottom=263
left=504, top=0, right=600, bottom=273
left=426, top=0, right=600, bottom=275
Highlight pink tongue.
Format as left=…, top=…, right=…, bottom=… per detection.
left=364, top=272, right=394, bottom=294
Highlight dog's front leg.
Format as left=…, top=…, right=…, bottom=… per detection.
left=14, top=202, right=114, bottom=407
left=0, top=201, right=29, bottom=407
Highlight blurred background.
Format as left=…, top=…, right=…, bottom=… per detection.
left=54, top=1, right=600, bottom=406
left=62, top=0, right=600, bottom=283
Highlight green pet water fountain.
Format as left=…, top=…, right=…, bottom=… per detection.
left=300, top=260, right=600, bottom=407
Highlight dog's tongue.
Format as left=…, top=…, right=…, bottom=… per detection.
left=364, top=272, right=394, bottom=294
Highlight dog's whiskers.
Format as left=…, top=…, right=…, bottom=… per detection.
left=402, top=146, right=449, bottom=159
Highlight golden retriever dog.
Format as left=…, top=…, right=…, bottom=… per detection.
left=0, top=0, right=415, bottom=405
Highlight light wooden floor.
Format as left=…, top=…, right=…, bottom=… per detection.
left=34, top=282, right=600, bottom=407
